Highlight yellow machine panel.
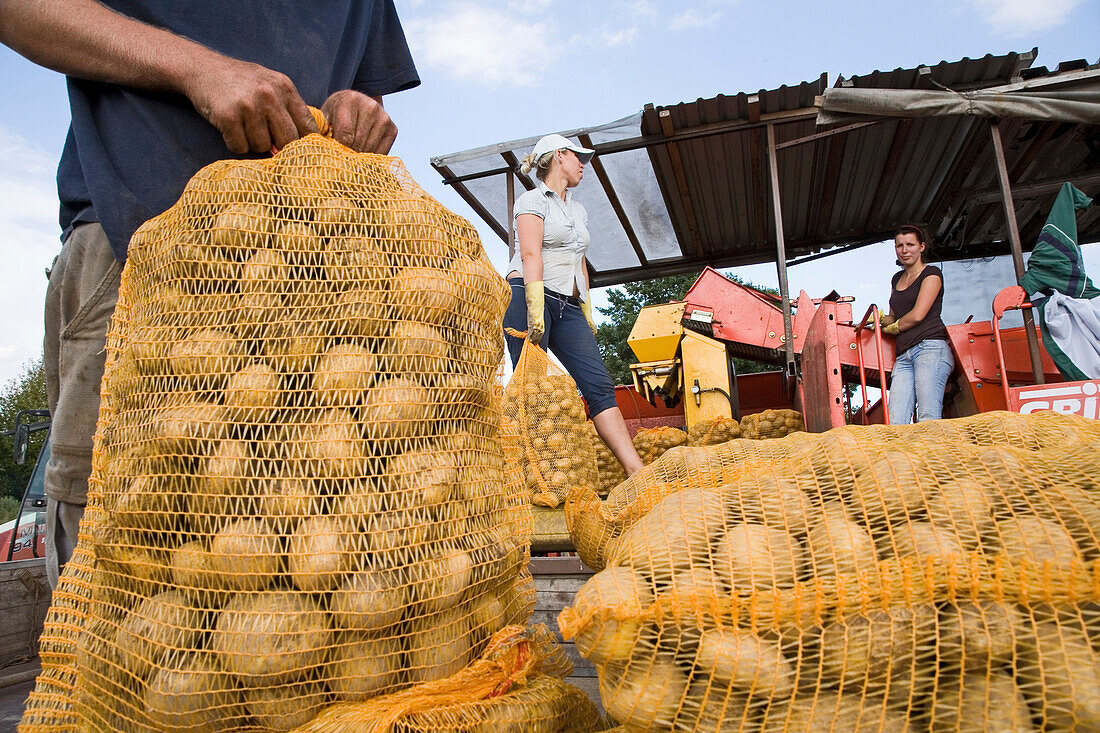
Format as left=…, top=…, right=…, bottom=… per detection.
left=628, top=303, right=686, bottom=363
left=681, top=329, right=734, bottom=428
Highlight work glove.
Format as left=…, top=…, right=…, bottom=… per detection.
left=525, top=281, right=546, bottom=344
left=883, top=322, right=900, bottom=336
left=581, top=297, right=597, bottom=335
left=879, top=312, right=891, bottom=325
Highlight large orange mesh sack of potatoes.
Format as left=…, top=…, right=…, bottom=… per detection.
left=739, top=409, right=804, bottom=440
left=687, top=416, right=742, bottom=447
left=633, top=426, right=690, bottom=465
left=18, top=133, right=554, bottom=733
left=502, top=338, right=598, bottom=509
left=559, top=411, right=1100, bottom=732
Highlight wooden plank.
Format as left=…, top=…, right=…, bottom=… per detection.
left=0, top=559, right=49, bottom=665
left=531, top=507, right=574, bottom=554
left=529, top=556, right=593, bottom=576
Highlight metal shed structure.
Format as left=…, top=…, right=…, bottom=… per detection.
left=431, top=48, right=1100, bottom=377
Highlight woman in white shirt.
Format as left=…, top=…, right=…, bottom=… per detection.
left=503, top=134, right=644, bottom=476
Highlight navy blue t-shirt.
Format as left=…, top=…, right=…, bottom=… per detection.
left=58, top=0, right=419, bottom=260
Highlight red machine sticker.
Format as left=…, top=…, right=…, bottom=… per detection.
left=1012, top=380, right=1100, bottom=419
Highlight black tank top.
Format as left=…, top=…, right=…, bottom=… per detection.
left=889, top=265, right=947, bottom=354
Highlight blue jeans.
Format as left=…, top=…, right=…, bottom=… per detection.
left=503, top=279, right=619, bottom=417
left=888, top=339, right=955, bottom=424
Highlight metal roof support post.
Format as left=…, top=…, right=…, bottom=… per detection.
left=507, top=167, right=516, bottom=261
left=989, top=119, right=1045, bottom=385
left=765, top=123, right=797, bottom=378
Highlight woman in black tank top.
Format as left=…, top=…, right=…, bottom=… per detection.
left=880, top=225, right=955, bottom=424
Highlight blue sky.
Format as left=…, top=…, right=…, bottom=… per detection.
left=0, top=0, right=1097, bottom=387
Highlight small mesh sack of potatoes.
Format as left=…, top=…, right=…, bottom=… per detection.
left=501, top=338, right=598, bottom=509
left=739, top=409, right=804, bottom=440
left=633, top=426, right=690, bottom=465
left=559, top=411, right=1100, bottom=732
left=588, top=422, right=627, bottom=496
left=291, top=624, right=605, bottom=733
left=687, top=417, right=742, bottom=447
left=20, top=131, right=546, bottom=733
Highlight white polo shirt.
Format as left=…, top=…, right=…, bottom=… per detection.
left=507, top=181, right=590, bottom=301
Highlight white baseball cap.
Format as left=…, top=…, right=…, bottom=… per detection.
left=531, top=134, right=594, bottom=164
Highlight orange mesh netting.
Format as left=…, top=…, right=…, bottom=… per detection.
left=687, top=417, right=742, bottom=447
left=501, top=337, right=598, bottom=509
left=589, top=422, right=627, bottom=496
left=16, top=131, right=598, bottom=732
left=739, top=409, right=805, bottom=440
left=560, top=411, right=1100, bottom=732
left=633, top=426, right=690, bottom=465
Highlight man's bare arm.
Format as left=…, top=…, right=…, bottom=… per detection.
left=0, top=0, right=318, bottom=153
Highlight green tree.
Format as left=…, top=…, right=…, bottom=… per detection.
left=594, top=272, right=778, bottom=385
left=0, top=358, right=48, bottom=501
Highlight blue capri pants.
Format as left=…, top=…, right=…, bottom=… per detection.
left=503, top=278, right=619, bottom=417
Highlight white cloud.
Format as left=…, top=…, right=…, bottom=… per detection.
left=669, top=9, right=722, bottom=30
left=0, top=126, right=58, bottom=386
left=601, top=26, right=641, bottom=47
left=404, top=2, right=559, bottom=88
left=969, top=0, right=1085, bottom=35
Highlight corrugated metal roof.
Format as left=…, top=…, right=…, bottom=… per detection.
left=433, top=49, right=1100, bottom=287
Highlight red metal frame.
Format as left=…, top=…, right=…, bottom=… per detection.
left=989, top=285, right=1100, bottom=418
left=852, top=305, right=891, bottom=425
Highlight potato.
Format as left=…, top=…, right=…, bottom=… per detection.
left=713, top=524, right=804, bottom=590
left=930, top=671, right=1035, bottom=733
left=110, top=473, right=184, bottom=538
left=662, top=568, right=721, bottom=620
left=360, top=376, right=431, bottom=441
left=302, top=408, right=369, bottom=478
left=383, top=321, right=449, bottom=375
left=208, top=518, right=280, bottom=593
left=695, top=629, right=794, bottom=697
left=846, top=451, right=930, bottom=524
left=237, top=290, right=285, bottom=341
left=240, top=248, right=289, bottom=297
left=214, top=160, right=270, bottom=205
left=926, top=478, right=997, bottom=549
left=258, top=474, right=323, bottom=531
left=761, top=691, right=912, bottom=733
left=883, top=521, right=966, bottom=562
left=170, top=328, right=247, bottom=386
left=212, top=202, right=272, bottom=251
left=470, top=593, right=507, bottom=646
left=224, top=362, right=280, bottom=424
left=327, top=632, right=405, bottom=701
left=608, top=487, right=727, bottom=581
left=192, top=439, right=258, bottom=521
left=452, top=257, right=507, bottom=326
left=313, top=343, right=376, bottom=407
left=805, top=515, right=878, bottom=579
left=144, top=651, right=243, bottom=732
left=331, top=568, right=408, bottom=632
left=116, top=590, right=204, bottom=680
left=600, top=657, right=688, bottom=730
left=212, top=591, right=331, bottom=685
left=331, top=284, right=389, bottom=340
left=166, top=233, right=238, bottom=284
left=273, top=220, right=320, bottom=262
left=324, top=234, right=389, bottom=284
left=243, top=679, right=328, bottom=732
left=571, top=566, right=652, bottom=665
left=411, top=546, right=474, bottom=614
left=153, top=400, right=226, bottom=455
left=262, top=315, right=324, bottom=374
left=1017, top=620, right=1100, bottom=731
left=818, top=605, right=937, bottom=689
left=363, top=505, right=432, bottom=562
left=499, top=575, right=537, bottom=627
left=287, top=515, right=351, bottom=592
left=938, top=601, right=1022, bottom=671
left=386, top=447, right=457, bottom=509
left=406, top=607, right=473, bottom=683
left=995, top=515, right=1084, bottom=574
left=171, top=540, right=233, bottom=606
left=389, top=266, right=461, bottom=325
left=674, top=683, right=757, bottom=733
left=730, top=475, right=813, bottom=536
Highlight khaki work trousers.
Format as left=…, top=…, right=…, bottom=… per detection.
left=43, top=222, right=120, bottom=587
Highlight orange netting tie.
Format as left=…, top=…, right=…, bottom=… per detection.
left=504, top=327, right=529, bottom=340
left=272, top=106, right=332, bottom=155
left=291, top=625, right=541, bottom=733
